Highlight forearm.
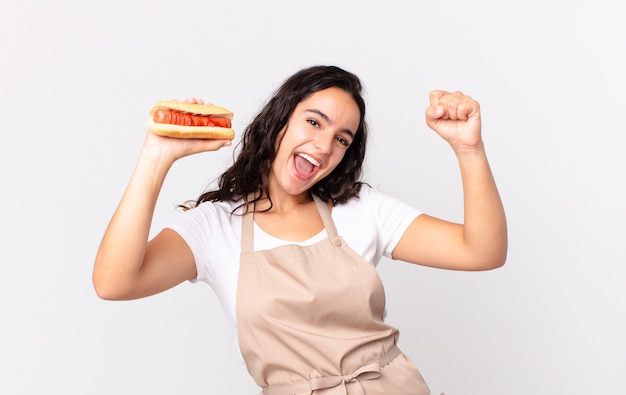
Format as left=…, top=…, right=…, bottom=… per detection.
left=93, top=145, right=174, bottom=298
left=455, top=143, right=508, bottom=268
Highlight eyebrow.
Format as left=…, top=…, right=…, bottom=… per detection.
left=305, top=109, right=355, bottom=139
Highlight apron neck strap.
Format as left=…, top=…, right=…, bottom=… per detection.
left=312, top=195, right=338, bottom=238
left=241, top=194, right=338, bottom=253
left=241, top=196, right=255, bottom=253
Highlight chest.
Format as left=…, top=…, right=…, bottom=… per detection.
left=253, top=202, right=327, bottom=242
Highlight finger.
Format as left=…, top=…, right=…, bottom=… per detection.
left=200, top=139, right=232, bottom=150
left=437, top=91, right=464, bottom=120
left=446, top=101, right=459, bottom=120
left=462, top=96, right=480, bottom=120
left=183, top=97, right=205, bottom=105
left=426, top=90, right=449, bottom=126
left=429, top=90, right=447, bottom=107
left=448, top=95, right=479, bottom=121
left=456, top=101, right=470, bottom=121
left=425, top=105, right=446, bottom=122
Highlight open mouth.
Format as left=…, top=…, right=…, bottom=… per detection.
left=294, top=153, right=320, bottom=178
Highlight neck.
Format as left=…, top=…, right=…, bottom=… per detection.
left=258, top=186, right=312, bottom=214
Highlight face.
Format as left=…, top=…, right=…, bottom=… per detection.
left=269, top=87, right=361, bottom=200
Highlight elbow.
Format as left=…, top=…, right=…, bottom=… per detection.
left=496, top=249, right=508, bottom=268
left=465, top=240, right=508, bottom=271
left=467, top=257, right=505, bottom=271
left=93, top=282, right=132, bottom=301
left=92, top=262, right=113, bottom=300
left=92, top=269, right=130, bottom=301
left=93, top=287, right=115, bottom=301
left=478, top=243, right=508, bottom=271
left=92, top=275, right=118, bottom=301
left=484, top=255, right=507, bottom=270
left=478, top=230, right=508, bottom=270
left=494, top=236, right=509, bottom=268
left=92, top=253, right=140, bottom=301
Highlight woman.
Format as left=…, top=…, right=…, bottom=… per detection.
left=94, top=65, right=507, bottom=394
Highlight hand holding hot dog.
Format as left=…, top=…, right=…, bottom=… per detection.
left=148, top=97, right=235, bottom=140
left=425, top=90, right=482, bottom=152
left=143, top=97, right=234, bottom=163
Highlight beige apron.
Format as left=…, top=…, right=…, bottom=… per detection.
left=236, top=196, right=432, bottom=395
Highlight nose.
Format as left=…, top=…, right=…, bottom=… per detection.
left=313, top=132, right=333, bottom=154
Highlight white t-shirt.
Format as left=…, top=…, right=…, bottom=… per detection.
left=166, top=185, right=422, bottom=343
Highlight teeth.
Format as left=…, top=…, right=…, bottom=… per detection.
left=298, top=153, right=320, bottom=167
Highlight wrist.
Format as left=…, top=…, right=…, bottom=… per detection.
left=138, top=143, right=176, bottom=174
left=453, top=142, right=487, bottom=163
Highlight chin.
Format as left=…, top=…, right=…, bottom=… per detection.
left=282, top=181, right=316, bottom=197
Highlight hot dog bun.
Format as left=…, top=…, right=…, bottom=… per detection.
left=148, top=100, right=235, bottom=140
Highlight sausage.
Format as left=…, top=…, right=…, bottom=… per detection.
left=152, top=109, right=232, bottom=128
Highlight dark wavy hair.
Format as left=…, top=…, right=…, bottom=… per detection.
left=189, top=65, right=368, bottom=212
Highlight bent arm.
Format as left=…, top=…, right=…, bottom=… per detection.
left=93, top=98, right=232, bottom=300
left=392, top=90, right=507, bottom=271
left=92, top=145, right=197, bottom=300
left=392, top=144, right=507, bottom=270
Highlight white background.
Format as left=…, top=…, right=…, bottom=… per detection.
left=1, top=1, right=624, bottom=394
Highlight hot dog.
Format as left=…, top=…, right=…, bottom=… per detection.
left=148, top=99, right=235, bottom=140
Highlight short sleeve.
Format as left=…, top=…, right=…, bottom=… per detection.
left=166, top=206, right=214, bottom=284
left=360, top=186, right=423, bottom=258
left=164, top=201, right=242, bottom=286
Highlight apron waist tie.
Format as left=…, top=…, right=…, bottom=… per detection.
left=261, top=345, right=401, bottom=395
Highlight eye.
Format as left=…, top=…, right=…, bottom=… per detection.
left=336, top=136, right=351, bottom=147
left=307, top=119, right=320, bottom=127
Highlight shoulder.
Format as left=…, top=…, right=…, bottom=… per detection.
left=332, top=185, right=391, bottom=224
left=336, top=184, right=410, bottom=213
left=334, top=184, right=423, bottom=233
left=192, top=199, right=244, bottom=217
left=332, top=185, right=423, bottom=262
left=167, top=199, right=244, bottom=239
